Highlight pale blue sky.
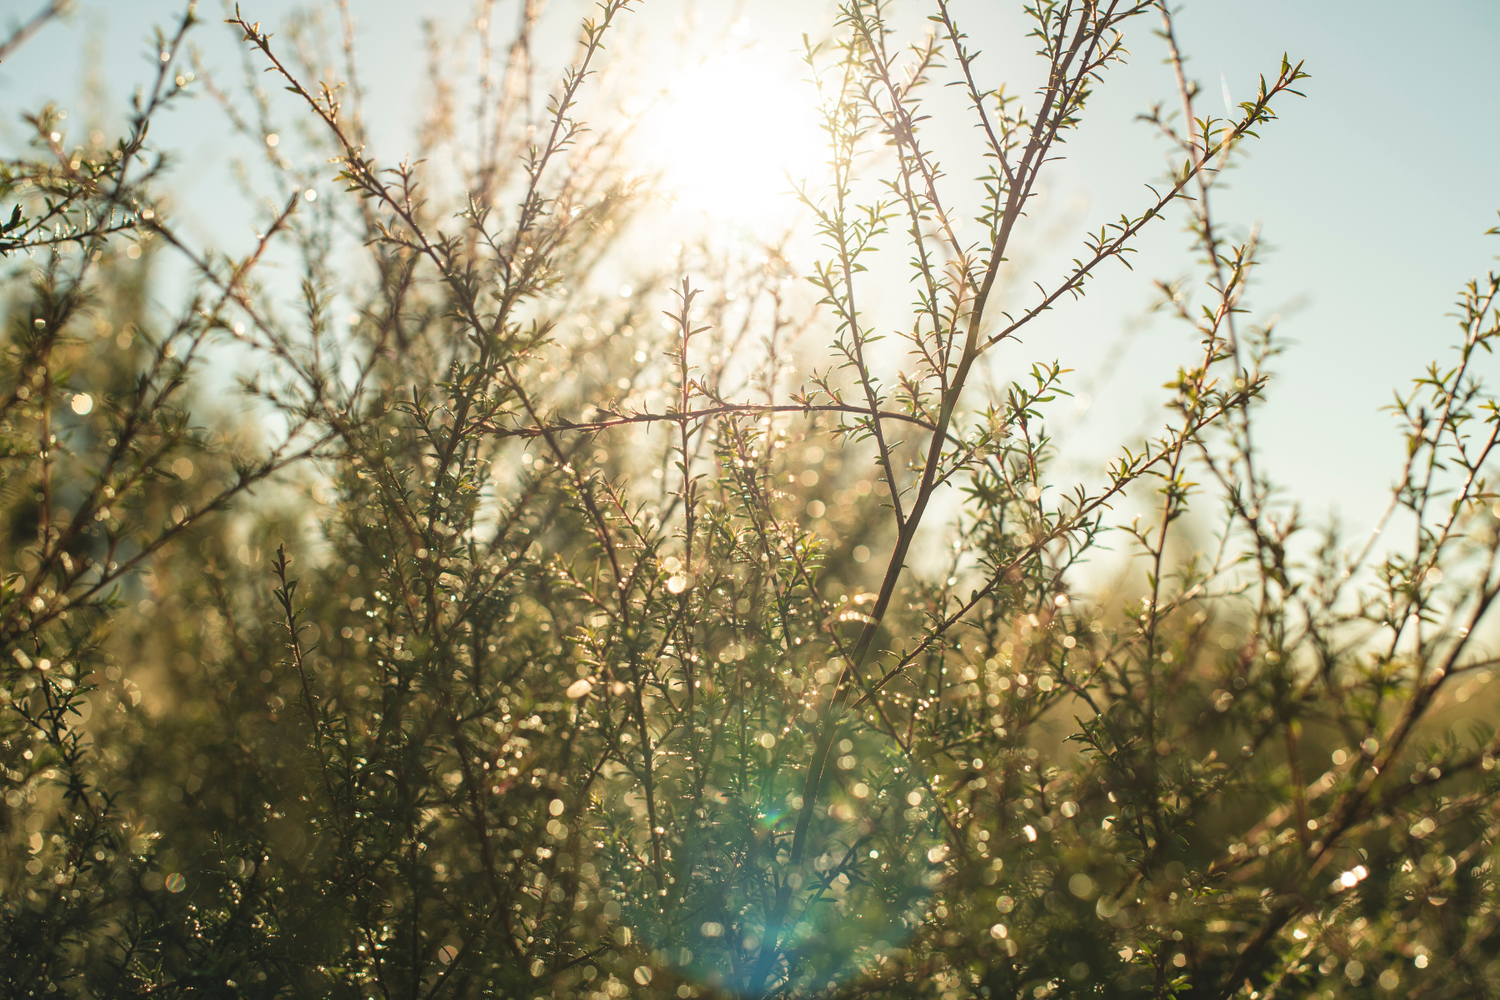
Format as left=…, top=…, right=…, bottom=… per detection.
left=3, top=0, right=1497, bottom=532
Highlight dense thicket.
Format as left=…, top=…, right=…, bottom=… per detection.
left=2, top=3, right=1499, bottom=999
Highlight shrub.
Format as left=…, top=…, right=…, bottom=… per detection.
left=2, top=2, right=1499, bottom=998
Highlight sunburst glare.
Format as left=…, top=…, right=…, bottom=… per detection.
left=632, top=44, right=826, bottom=225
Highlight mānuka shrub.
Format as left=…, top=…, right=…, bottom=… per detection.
left=2, top=2, right=1499, bottom=998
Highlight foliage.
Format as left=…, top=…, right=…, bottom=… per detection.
left=1, top=2, right=1499, bottom=999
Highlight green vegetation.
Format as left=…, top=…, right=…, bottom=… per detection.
left=2, top=2, right=1499, bottom=998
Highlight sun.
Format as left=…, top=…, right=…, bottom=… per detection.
left=632, top=44, right=826, bottom=226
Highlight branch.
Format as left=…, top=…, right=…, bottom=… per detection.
left=480, top=401, right=937, bottom=439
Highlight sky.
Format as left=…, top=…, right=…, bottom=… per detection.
left=2, top=0, right=1497, bottom=535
